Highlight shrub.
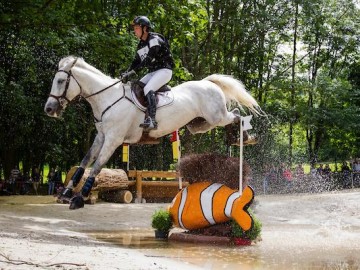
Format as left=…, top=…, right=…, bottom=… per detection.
left=151, top=209, right=173, bottom=232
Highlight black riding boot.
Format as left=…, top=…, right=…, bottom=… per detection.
left=140, top=90, right=158, bottom=130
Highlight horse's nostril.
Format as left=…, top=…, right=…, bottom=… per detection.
left=45, top=107, right=52, bottom=113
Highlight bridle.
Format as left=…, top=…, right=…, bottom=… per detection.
left=49, top=57, right=134, bottom=122
left=49, top=58, right=83, bottom=109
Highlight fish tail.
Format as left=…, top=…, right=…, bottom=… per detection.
left=231, top=186, right=254, bottom=231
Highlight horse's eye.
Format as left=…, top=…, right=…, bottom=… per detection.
left=58, top=79, right=65, bottom=84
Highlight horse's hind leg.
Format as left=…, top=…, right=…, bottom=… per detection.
left=59, top=133, right=104, bottom=201
left=70, top=137, right=120, bottom=210
left=218, top=108, right=241, bottom=126
left=187, top=121, right=214, bottom=134
left=187, top=108, right=241, bottom=134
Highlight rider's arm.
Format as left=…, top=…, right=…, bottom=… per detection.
left=128, top=54, right=142, bottom=72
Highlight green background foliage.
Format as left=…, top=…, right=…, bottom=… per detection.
left=0, top=0, right=359, bottom=179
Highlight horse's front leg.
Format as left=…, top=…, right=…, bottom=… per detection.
left=59, top=133, right=104, bottom=201
left=69, top=137, right=120, bottom=210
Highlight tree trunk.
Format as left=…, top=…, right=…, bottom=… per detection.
left=289, top=1, right=299, bottom=166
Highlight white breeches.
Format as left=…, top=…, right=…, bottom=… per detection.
left=140, top=68, right=172, bottom=95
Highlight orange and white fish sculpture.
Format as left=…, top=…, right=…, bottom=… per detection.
left=169, top=182, right=254, bottom=231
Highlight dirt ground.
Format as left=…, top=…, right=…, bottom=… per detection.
left=1, top=189, right=360, bottom=270
left=0, top=195, right=199, bottom=270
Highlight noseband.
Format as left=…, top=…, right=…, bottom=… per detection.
left=49, top=58, right=82, bottom=108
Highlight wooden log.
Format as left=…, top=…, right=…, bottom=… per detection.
left=100, top=189, right=133, bottom=204
left=64, top=167, right=129, bottom=193
left=95, top=169, right=129, bottom=191
left=128, top=170, right=177, bottom=179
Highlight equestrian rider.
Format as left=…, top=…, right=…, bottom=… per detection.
left=122, top=16, right=175, bottom=130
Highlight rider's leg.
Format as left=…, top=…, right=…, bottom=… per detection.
left=140, top=90, right=158, bottom=129
left=139, top=69, right=172, bottom=130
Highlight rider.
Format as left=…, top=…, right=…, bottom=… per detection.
left=122, top=16, right=175, bottom=130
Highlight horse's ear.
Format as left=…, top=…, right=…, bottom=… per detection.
left=58, top=57, right=70, bottom=69
left=58, top=56, right=76, bottom=70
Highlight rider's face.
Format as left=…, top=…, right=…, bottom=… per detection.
left=133, top=25, right=143, bottom=39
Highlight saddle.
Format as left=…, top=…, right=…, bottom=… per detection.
left=131, top=81, right=173, bottom=110
left=128, top=81, right=174, bottom=145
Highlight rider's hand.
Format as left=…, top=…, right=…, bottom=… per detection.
left=121, top=70, right=135, bottom=83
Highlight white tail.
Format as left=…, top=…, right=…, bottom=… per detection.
left=203, top=74, right=262, bottom=115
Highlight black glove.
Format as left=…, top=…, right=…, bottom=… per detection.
left=120, top=70, right=136, bottom=83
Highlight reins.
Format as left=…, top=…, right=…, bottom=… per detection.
left=84, top=80, right=122, bottom=99
left=93, top=84, right=133, bottom=123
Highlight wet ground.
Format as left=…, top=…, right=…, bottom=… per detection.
left=0, top=189, right=359, bottom=269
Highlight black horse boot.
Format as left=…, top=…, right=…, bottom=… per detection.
left=139, top=90, right=158, bottom=130
left=69, top=176, right=95, bottom=210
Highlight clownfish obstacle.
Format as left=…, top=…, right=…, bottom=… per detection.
left=159, top=116, right=261, bottom=245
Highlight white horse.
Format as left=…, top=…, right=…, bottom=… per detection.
left=44, top=56, right=261, bottom=209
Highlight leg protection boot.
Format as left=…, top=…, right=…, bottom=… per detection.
left=71, top=167, right=85, bottom=187
left=81, top=176, right=95, bottom=198
left=59, top=167, right=85, bottom=199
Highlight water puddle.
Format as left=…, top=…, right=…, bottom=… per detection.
left=87, top=229, right=360, bottom=269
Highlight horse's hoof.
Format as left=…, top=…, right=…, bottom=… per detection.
left=231, top=135, right=258, bottom=146
left=244, top=135, right=258, bottom=145
left=56, top=197, right=71, bottom=204
left=56, top=188, right=73, bottom=204
left=69, top=195, right=85, bottom=210
left=232, top=108, right=241, bottom=124
left=232, top=108, right=241, bottom=116
left=58, top=188, right=73, bottom=199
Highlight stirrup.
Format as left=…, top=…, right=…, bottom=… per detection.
left=140, top=117, right=158, bottom=130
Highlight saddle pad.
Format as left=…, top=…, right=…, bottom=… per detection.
left=131, top=89, right=174, bottom=112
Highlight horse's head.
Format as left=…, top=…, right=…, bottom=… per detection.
left=44, top=56, right=82, bottom=117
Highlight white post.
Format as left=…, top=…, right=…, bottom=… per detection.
left=238, top=115, right=253, bottom=195
left=239, top=117, right=244, bottom=195
left=177, top=131, right=182, bottom=190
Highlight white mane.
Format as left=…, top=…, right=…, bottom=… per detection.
left=59, top=56, right=115, bottom=82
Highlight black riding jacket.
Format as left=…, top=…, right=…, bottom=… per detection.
left=129, top=32, right=174, bottom=73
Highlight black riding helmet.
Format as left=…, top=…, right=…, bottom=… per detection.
left=132, top=16, right=152, bottom=31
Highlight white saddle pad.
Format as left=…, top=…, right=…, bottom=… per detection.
left=131, top=90, right=174, bottom=112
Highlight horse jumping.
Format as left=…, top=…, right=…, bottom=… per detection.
left=44, top=56, right=262, bottom=209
